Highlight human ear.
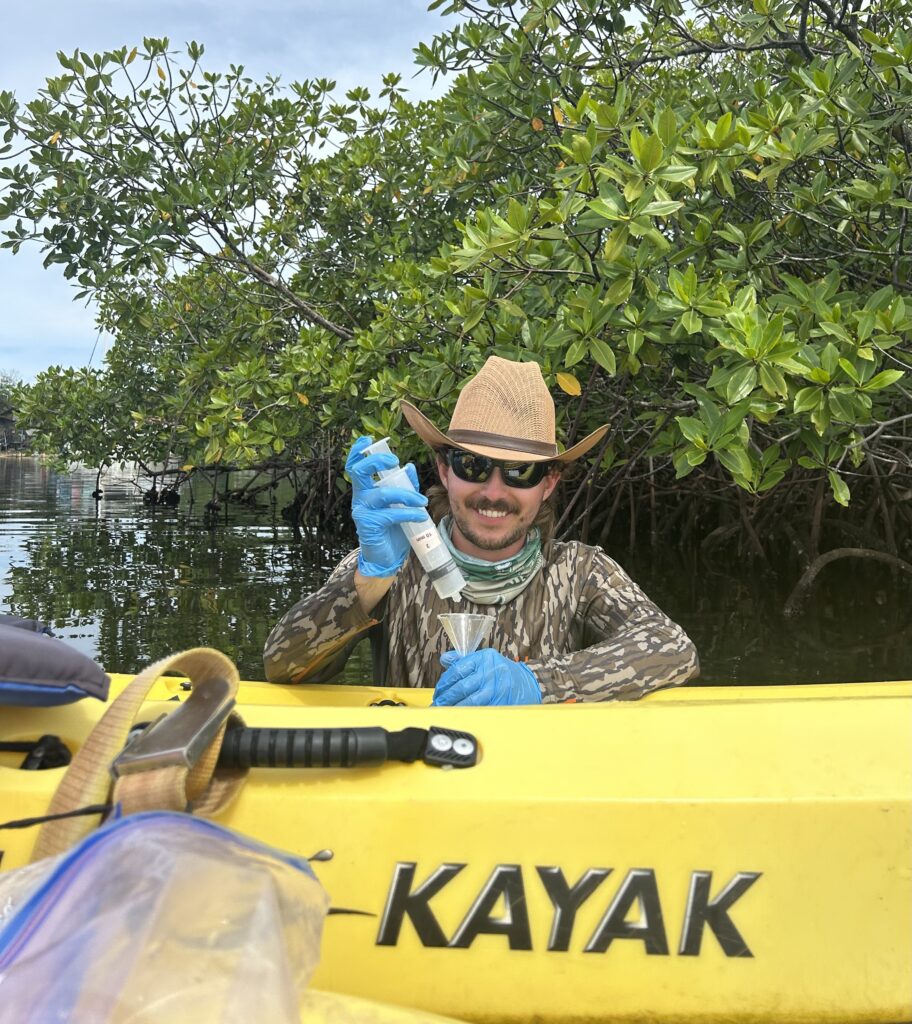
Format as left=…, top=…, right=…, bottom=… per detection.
left=435, top=453, right=450, bottom=491
left=542, top=468, right=560, bottom=501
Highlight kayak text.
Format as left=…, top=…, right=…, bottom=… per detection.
left=376, top=863, right=761, bottom=956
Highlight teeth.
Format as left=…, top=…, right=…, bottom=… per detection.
left=478, top=509, right=508, bottom=518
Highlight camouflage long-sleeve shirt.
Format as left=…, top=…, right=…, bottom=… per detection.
left=263, top=541, right=699, bottom=703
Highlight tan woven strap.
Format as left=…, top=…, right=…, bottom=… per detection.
left=31, top=648, right=247, bottom=862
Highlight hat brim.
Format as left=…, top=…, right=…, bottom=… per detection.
left=400, top=401, right=610, bottom=464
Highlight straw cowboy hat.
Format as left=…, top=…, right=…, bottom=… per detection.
left=400, top=356, right=611, bottom=464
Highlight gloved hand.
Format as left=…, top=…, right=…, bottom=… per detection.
left=346, top=435, right=429, bottom=577
left=433, top=648, right=543, bottom=706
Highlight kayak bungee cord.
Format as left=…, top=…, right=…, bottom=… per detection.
left=0, top=804, right=113, bottom=831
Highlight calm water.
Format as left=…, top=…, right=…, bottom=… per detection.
left=0, top=457, right=365, bottom=681
left=1, top=456, right=910, bottom=684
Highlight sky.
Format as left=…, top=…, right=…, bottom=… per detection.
left=0, top=0, right=457, bottom=383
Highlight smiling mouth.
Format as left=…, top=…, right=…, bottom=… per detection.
left=475, top=508, right=510, bottom=520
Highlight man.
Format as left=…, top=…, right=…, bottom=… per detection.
left=263, top=356, right=698, bottom=703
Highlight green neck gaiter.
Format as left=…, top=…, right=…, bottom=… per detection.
left=440, top=515, right=544, bottom=606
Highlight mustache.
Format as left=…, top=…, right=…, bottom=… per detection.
left=467, top=498, right=517, bottom=514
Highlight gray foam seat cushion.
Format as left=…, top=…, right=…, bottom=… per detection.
left=0, top=620, right=109, bottom=705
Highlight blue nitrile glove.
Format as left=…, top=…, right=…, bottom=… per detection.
left=433, top=648, right=543, bottom=706
left=346, top=435, right=428, bottom=577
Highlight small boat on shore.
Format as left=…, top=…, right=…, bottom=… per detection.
left=2, top=674, right=911, bottom=1023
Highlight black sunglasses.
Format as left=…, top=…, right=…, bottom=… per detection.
left=443, top=448, right=552, bottom=489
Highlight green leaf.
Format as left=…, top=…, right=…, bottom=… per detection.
left=828, top=390, right=857, bottom=421
left=588, top=197, right=624, bottom=222
left=656, top=165, right=697, bottom=184
left=725, top=365, right=758, bottom=404
left=565, top=338, right=588, bottom=367
left=759, top=364, right=787, bottom=398
left=606, top=276, right=633, bottom=305
left=571, top=134, right=593, bottom=163
left=757, top=465, right=787, bottom=492
left=676, top=416, right=706, bottom=446
left=462, top=304, right=487, bottom=332
left=628, top=126, right=645, bottom=163
left=794, top=387, right=822, bottom=414
left=837, top=358, right=860, bottom=384
left=589, top=337, right=617, bottom=375
left=497, top=298, right=526, bottom=318
left=760, top=445, right=781, bottom=471
left=626, top=330, right=644, bottom=355
left=657, top=107, right=677, bottom=146
left=623, top=178, right=645, bottom=203
left=640, top=200, right=683, bottom=217
left=811, top=402, right=831, bottom=436
left=820, top=342, right=840, bottom=376
left=713, top=111, right=733, bottom=145
left=638, top=133, right=664, bottom=173
left=716, top=445, right=753, bottom=481
left=862, top=369, right=904, bottom=391
left=667, top=267, right=690, bottom=305
left=681, top=309, right=702, bottom=335
left=602, top=225, right=629, bottom=262
left=674, top=450, right=698, bottom=478
left=828, top=469, right=851, bottom=507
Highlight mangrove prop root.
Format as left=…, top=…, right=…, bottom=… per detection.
left=783, top=546, right=912, bottom=619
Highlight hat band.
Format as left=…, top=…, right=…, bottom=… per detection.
left=447, top=429, right=559, bottom=458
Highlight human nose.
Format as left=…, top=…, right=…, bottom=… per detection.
left=478, top=467, right=512, bottom=500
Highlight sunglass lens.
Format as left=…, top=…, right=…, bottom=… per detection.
left=503, top=461, right=546, bottom=487
left=448, top=449, right=549, bottom=488
left=449, top=450, right=493, bottom=483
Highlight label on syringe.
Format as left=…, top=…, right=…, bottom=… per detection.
left=410, top=526, right=442, bottom=555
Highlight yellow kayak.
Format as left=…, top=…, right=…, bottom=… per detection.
left=2, top=675, right=911, bottom=1023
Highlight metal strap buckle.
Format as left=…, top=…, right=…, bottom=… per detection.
left=111, top=676, right=236, bottom=778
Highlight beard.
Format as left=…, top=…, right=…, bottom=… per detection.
left=449, top=495, right=534, bottom=552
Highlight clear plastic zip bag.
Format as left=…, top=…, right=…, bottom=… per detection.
left=0, top=812, right=329, bottom=1024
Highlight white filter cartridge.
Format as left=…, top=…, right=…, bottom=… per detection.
left=362, top=439, right=465, bottom=601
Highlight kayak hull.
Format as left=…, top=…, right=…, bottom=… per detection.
left=2, top=677, right=911, bottom=1023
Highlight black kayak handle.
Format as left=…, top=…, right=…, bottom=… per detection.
left=216, top=725, right=478, bottom=770
left=218, top=726, right=389, bottom=769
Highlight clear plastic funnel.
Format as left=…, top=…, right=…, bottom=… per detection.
left=438, top=613, right=495, bottom=656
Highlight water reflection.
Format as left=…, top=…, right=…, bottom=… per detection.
left=0, top=458, right=365, bottom=679
left=1, top=457, right=909, bottom=684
